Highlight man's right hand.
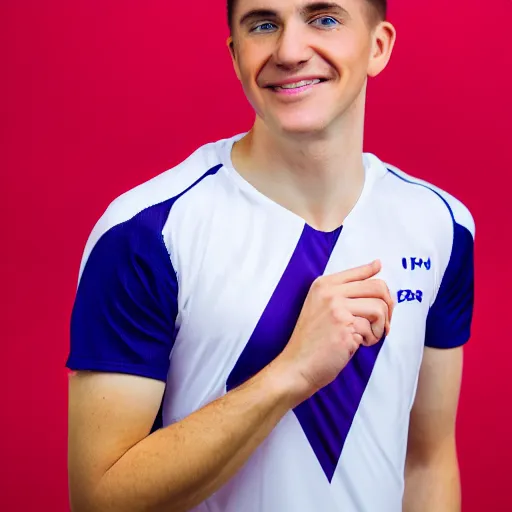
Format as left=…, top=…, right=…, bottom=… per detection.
left=276, top=259, right=395, bottom=405
left=67, top=260, right=394, bottom=512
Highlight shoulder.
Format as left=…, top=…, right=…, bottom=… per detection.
left=374, top=156, right=475, bottom=239
left=77, top=136, right=235, bottom=281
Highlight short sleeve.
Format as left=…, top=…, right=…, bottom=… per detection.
left=66, top=207, right=179, bottom=381
left=425, top=220, right=475, bottom=349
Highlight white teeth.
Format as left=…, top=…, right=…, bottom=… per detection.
left=277, top=79, right=321, bottom=89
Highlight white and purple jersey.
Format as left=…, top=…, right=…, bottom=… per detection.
left=66, top=133, right=475, bottom=512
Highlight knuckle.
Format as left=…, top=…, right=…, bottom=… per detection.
left=363, top=320, right=374, bottom=335
left=312, top=276, right=329, bottom=297
left=311, top=276, right=324, bottom=289
left=350, top=341, right=361, bottom=355
left=354, top=317, right=368, bottom=331
left=376, top=279, right=388, bottom=295
left=330, top=303, right=347, bottom=324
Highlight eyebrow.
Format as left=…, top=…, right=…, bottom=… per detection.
left=238, top=2, right=350, bottom=27
left=239, top=9, right=278, bottom=27
left=300, top=2, right=350, bottom=18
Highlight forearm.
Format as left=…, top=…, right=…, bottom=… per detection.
left=89, top=362, right=298, bottom=512
left=403, top=450, right=461, bottom=512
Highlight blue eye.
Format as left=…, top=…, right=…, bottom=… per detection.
left=252, top=22, right=277, bottom=32
left=312, top=16, right=339, bottom=28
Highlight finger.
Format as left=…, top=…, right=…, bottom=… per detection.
left=353, top=333, right=364, bottom=348
left=346, top=298, right=389, bottom=323
left=347, top=328, right=363, bottom=357
left=345, top=298, right=388, bottom=339
left=352, top=316, right=379, bottom=346
left=328, top=260, right=382, bottom=286
left=334, top=279, right=395, bottom=328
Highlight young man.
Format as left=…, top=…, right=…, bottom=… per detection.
left=66, top=0, right=475, bottom=511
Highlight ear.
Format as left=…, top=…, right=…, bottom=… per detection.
left=367, top=21, right=397, bottom=78
left=227, top=35, right=242, bottom=81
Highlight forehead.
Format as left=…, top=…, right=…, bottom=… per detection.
left=233, top=0, right=364, bottom=16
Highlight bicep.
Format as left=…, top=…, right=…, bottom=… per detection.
left=68, top=371, right=165, bottom=505
left=407, top=346, right=463, bottom=461
left=66, top=213, right=179, bottom=506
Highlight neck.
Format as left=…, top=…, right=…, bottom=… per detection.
left=231, top=92, right=367, bottom=232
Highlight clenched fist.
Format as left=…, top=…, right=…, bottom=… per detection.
left=276, top=259, right=394, bottom=405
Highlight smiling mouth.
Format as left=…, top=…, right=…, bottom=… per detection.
left=266, top=78, right=328, bottom=91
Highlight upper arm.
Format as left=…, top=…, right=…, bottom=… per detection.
left=68, top=372, right=165, bottom=508
left=407, top=347, right=463, bottom=462
left=409, top=198, right=475, bottom=460
left=67, top=207, right=179, bottom=380
left=66, top=207, right=179, bottom=505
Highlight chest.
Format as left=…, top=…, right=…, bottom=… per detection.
left=171, top=217, right=441, bottom=389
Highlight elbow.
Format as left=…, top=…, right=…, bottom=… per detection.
left=69, top=482, right=191, bottom=512
left=69, top=489, right=104, bottom=512
left=69, top=479, right=119, bottom=512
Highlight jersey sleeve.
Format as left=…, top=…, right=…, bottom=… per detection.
left=424, top=211, right=475, bottom=349
left=66, top=209, right=179, bottom=381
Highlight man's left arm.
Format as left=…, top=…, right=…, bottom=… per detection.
left=403, top=192, right=475, bottom=511
left=403, top=345, right=463, bottom=512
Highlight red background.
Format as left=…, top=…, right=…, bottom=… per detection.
left=3, top=1, right=511, bottom=510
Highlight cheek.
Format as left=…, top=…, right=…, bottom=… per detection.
left=236, top=42, right=271, bottom=82
left=238, top=65, right=257, bottom=100
left=236, top=54, right=267, bottom=101
left=320, top=34, right=371, bottom=75
left=236, top=62, right=264, bottom=113
left=238, top=60, right=256, bottom=88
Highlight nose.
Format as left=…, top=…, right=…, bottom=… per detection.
left=273, top=22, right=313, bottom=70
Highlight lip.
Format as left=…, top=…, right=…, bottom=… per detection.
left=263, top=76, right=329, bottom=88
left=262, top=77, right=329, bottom=99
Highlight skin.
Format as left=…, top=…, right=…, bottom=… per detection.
left=228, top=0, right=395, bottom=231
left=403, top=347, right=463, bottom=511
left=68, top=1, right=464, bottom=511
left=69, top=262, right=393, bottom=512
left=227, top=5, right=463, bottom=507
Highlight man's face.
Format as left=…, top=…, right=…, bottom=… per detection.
left=229, top=0, right=388, bottom=136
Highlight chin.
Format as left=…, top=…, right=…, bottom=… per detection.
left=272, top=115, right=332, bottom=138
